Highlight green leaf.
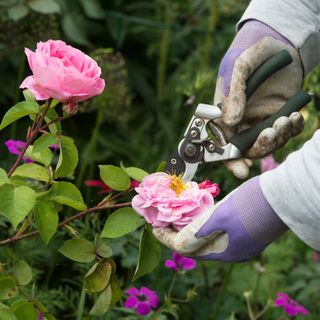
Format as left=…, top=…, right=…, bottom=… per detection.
left=80, top=0, right=105, bottom=19
left=22, top=89, right=36, bottom=103
left=8, top=4, right=29, bottom=21
left=44, top=108, right=61, bottom=134
left=54, top=136, right=78, bottom=178
left=95, top=239, right=112, bottom=258
left=33, top=133, right=57, bottom=154
left=48, top=182, right=86, bottom=211
left=11, top=300, right=38, bottom=320
left=132, top=227, right=161, bottom=281
left=28, top=0, right=60, bottom=13
left=0, top=277, right=18, bottom=300
left=110, top=280, right=122, bottom=307
left=0, top=102, right=39, bottom=131
left=85, top=261, right=112, bottom=293
left=25, top=145, right=53, bottom=167
left=0, top=168, right=9, bottom=186
left=156, top=160, right=167, bottom=172
left=0, top=302, right=18, bottom=320
left=121, top=164, right=148, bottom=182
left=99, top=165, right=130, bottom=191
left=0, top=185, right=36, bottom=229
left=12, top=164, right=50, bottom=182
left=89, top=285, right=112, bottom=316
left=12, top=260, right=32, bottom=285
left=101, top=208, right=144, bottom=238
left=58, top=239, right=95, bottom=263
left=34, top=200, right=58, bottom=244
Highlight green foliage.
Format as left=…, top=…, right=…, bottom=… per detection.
left=101, top=208, right=145, bottom=238
left=12, top=260, right=32, bottom=285
left=99, top=165, right=131, bottom=191
left=89, top=285, right=112, bottom=316
left=0, top=102, right=39, bottom=131
left=58, top=239, right=96, bottom=263
left=54, top=136, right=78, bottom=178
left=34, top=200, right=59, bottom=244
left=0, top=184, right=36, bottom=229
left=12, top=163, right=50, bottom=182
left=47, top=182, right=86, bottom=211
left=133, top=226, right=161, bottom=281
left=120, top=164, right=149, bottom=182
left=84, top=261, right=112, bottom=293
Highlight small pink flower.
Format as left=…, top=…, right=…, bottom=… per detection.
left=132, top=173, right=214, bottom=230
left=165, top=252, right=196, bottom=272
left=5, top=139, right=33, bottom=163
left=275, top=292, right=309, bottom=317
left=20, top=40, right=105, bottom=110
left=38, top=312, right=43, bottom=320
left=85, top=180, right=112, bottom=194
left=198, top=179, right=220, bottom=198
left=85, top=179, right=140, bottom=194
left=260, top=154, right=279, bottom=172
left=124, top=286, right=160, bottom=316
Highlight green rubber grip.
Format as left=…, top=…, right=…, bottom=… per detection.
left=229, top=90, right=311, bottom=154
left=246, top=50, right=292, bottom=100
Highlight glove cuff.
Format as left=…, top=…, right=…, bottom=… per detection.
left=233, top=176, right=288, bottom=244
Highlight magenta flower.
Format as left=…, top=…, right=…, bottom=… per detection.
left=198, top=179, right=220, bottom=198
left=165, top=252, right=196, bottom=272
left=260, top=154, right=279, bottom=172
left=275, top=292, right=310, bottom=317
left=124, top=286, right=160, bottom=316
left=38, top=312, right=43, bottom=320
left=5, top=139, right=33, bottom=163
left=85, top=179, right=140, bottom=194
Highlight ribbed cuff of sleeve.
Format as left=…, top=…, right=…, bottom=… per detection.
left=237, top=0, right=320, bottom=74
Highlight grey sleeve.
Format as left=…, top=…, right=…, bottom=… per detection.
left=237, top=0, right=320, bottom=74
left=260, top=130, right=320, bottom=250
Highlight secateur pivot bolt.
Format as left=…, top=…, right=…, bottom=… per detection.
left=207, top=143, right=215, bottom=152
left=195, top=118, right=203, bottom=127
left=190, top=130, right=198, bottom=138
left=171, top=158, right=177, bottom=165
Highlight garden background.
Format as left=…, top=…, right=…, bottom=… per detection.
left=0, top=0, right=319, bottom=319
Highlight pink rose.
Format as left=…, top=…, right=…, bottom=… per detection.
left=132, top=173, right=214, bottom=230
left=20, top=40, right=105, bottom=109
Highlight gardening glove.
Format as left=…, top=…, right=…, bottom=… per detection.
left=153, top=176, right=288, bottom=262
left=215, top=20, right=304, bottom=179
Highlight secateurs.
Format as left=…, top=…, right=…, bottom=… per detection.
left=165, top=50, right=311, bottom=181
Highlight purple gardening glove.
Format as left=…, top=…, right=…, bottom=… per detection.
left=215, top=20, right=304, bottom=179
left=153, top=176, right=288, bottom=262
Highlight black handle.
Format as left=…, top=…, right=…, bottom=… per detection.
left=245, top=50, right=292, bottom=100
left=229, top=90, right=311, bottom=154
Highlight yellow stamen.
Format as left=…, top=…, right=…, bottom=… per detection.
left=169, top=175, right=187, bottom=196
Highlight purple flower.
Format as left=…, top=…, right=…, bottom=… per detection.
left=260, top=154, right=279, bottom=172
left=124, top=286, right=160, bottom=316
left=165, top=252, right=196, bottom=272
left=5, top=139, right=33, bottom=163
left=275, top=292, right=310, bottom=317
left=38, top=312, right=43, bottom=320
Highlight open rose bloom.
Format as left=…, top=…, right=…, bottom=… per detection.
left=132, top=172, right=217, bottom=230
left=20, top=40, right=105, bottom=111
